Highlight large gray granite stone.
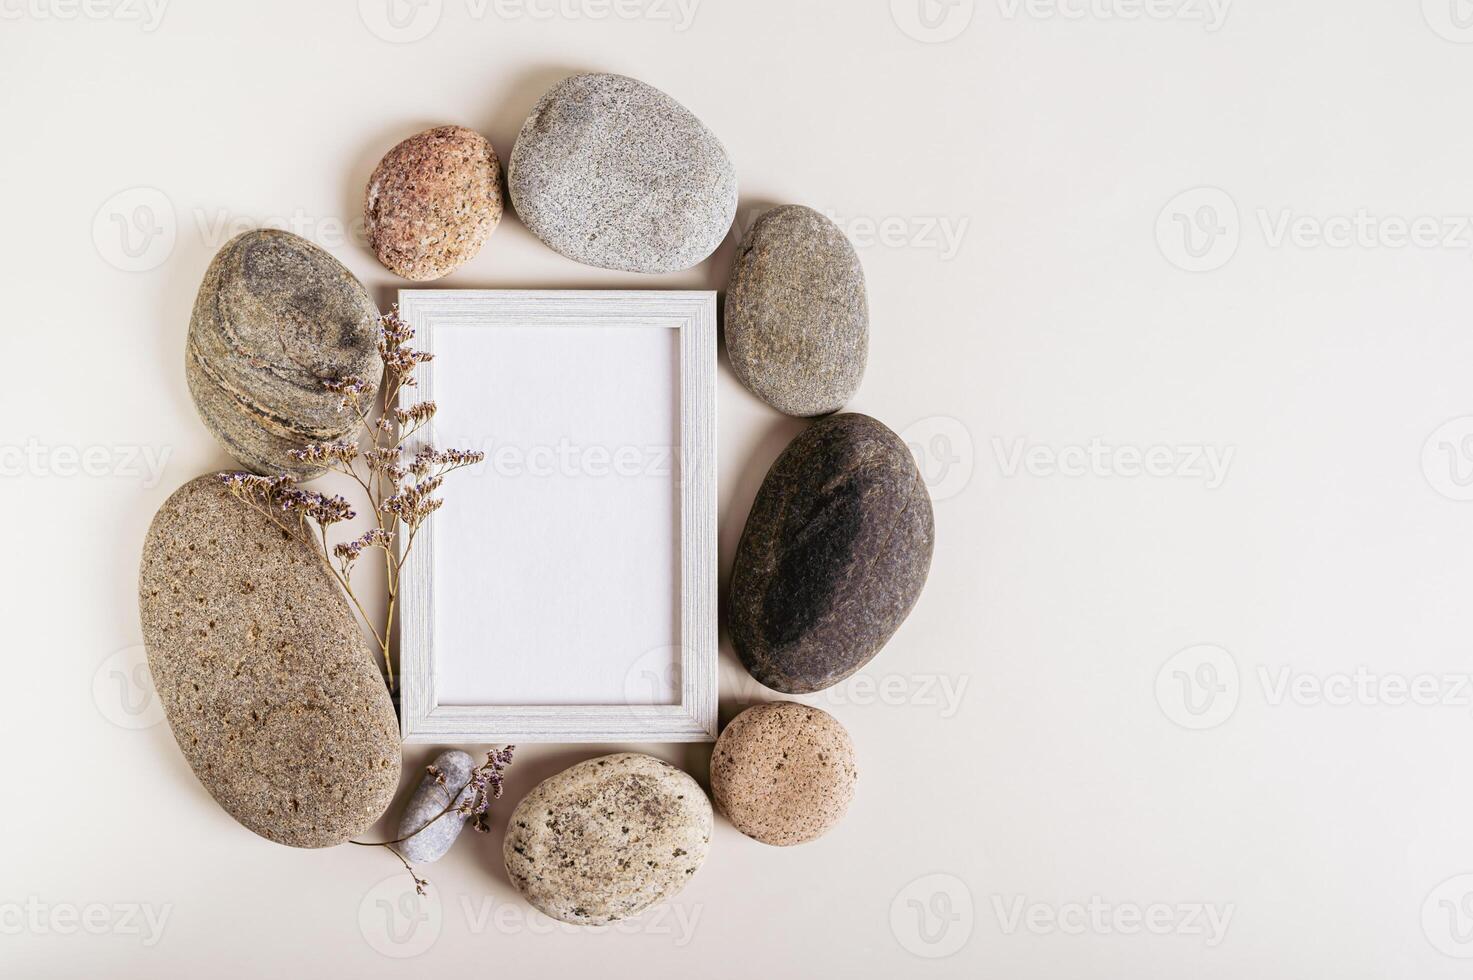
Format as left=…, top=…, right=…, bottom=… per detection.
left=508, top=73, right=737, bottom=273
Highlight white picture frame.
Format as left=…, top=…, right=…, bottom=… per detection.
left=396, top=289, right=718, bottom=744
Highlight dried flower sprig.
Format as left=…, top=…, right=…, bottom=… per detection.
left=459, top=746, right=516, bottom=833
left=220, top=305, right=484, bottom=692
left=352, top=746, right=517, bottom=895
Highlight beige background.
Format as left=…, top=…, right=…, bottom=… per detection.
left=8, top=0, right=1473, bottom=976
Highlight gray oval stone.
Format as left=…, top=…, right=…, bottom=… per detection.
left=508, top=73, right=737, bottom=273
left=138, top=474, right=401, bottom=848
left=396, top=749, right=474, bottom=864
left=186, top=229, right=381, bottom=478
left=730, top=414, right=935, bottom=694
left=724, top=205, right=868, bottom=417
left=503, top=753, right=712, bottom=925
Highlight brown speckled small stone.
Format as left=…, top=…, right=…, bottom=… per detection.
left=711, top=702, right=856, bottom=846
left=724, top=205, right=867, bottom=417
left=138, top=474, right=400, bottom=848
left=365, top=125, right=503, bottom=281
left=503, top=753, right=711, bottom=926
left=186, top=229, right=381, bottom=478
left=730, top=413, right=934, bottom=694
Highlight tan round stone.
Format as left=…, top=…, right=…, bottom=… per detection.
left=503, top=753, right=712, bottom=926
left=710, top=701, right=857, bottom=846
left=365, top=125, right=502, bottom=281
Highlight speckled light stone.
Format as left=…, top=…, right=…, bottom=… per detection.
left=508, top=73, right=737, bottom=273
left=138, top=474, right=400, bottom=848
left=186, top=229, right=380, bottom=479
left=710, top=702, right=856, bottom=846
left=724, top=205, right=868, bottom=417
left=503, top=754, right=712, bottom=925
left=396, top=750, right=475, bottom=864
left=730, top=414, right=935, bottom=694
left=365, top=126, right=503, bottom=281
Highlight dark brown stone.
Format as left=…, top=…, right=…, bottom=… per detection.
left=729, top=414, right=934, bottom=693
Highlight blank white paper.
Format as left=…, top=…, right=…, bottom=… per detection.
left=428, top=322, right=680, bottom=706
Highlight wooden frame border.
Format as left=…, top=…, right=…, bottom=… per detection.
left=397, top=289, right=718, bottom=744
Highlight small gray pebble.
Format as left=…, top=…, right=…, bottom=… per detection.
left=724, top=205, right=868, bottom=417
left=396, top=750, right=475, bottom=864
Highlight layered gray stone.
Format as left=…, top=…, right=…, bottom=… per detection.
left=186, top=229, right=381, bottom=478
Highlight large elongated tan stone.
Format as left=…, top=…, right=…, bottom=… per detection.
left=138, top=474, right=400, bottom=848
